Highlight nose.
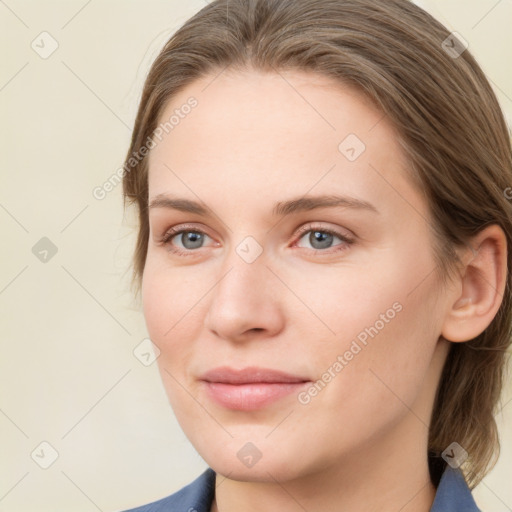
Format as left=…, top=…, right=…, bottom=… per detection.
left=203, top=249, right=285, bottom=343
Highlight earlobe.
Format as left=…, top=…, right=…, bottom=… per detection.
left=441, top=224, right=507, bottom=343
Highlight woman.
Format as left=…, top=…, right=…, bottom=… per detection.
left=120, top=0, right=512, bottom=510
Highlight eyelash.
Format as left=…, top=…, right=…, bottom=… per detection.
left=159, top=223, right=354, bottom=257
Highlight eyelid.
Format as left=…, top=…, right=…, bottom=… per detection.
left=160, top=223, right=215, bottom=244
left=159, top=222, right=353, bottom=241
left=293, top=222, right=355, bottom=244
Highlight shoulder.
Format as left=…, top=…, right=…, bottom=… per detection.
left=119, top=467, right=216, bottom=512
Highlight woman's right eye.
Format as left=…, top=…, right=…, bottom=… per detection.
left=161, top=227, right=215, bottom=256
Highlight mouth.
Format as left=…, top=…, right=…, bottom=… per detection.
left=199, top=366, right=311, bottom=411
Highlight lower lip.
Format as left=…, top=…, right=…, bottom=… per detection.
left=202, top=381, right=310, bottom=411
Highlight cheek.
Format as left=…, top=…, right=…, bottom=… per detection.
left=296, top=244, right=443, bottom=411
left=142, top=263, right=205, bottom=418
left=328, top=294, right=441, bottom=433
left=141, top=253, right=210, bottom=339
left=141, top=258, right=208, bottom=394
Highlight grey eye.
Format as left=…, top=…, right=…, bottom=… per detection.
left=175, top=231, right=207, bottom=250
left=308, top=231, right=334, bottom=250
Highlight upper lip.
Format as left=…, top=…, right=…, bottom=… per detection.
left=199, top=366, right=310, bottom=384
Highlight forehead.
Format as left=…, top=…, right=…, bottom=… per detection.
left=150, top=68, right=391, bottom=163
left=146, top=68, right=419, bottom=218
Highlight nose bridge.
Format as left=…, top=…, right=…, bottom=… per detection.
left=213, top=241, right=270, bottom=314
left=204, top=238, right=283, bottom=339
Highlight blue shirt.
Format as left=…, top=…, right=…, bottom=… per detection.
left=121, top=465, right=480, bottom=512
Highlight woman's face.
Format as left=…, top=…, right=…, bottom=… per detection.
left=142, top=69, right=454, bottom=481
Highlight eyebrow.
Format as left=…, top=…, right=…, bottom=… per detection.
left=148, top=193, right=378, bottom=216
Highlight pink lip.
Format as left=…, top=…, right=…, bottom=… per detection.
left=199, top=366, right=311, bottom=411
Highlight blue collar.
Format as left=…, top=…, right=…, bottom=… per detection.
left=122, top=464, right=480, bottom=511
left=430, top=465, right=481, bottom=511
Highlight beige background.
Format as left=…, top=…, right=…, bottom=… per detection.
left=1, top=1, right=511, bottom=511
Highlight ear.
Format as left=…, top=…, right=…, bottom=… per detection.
left=441, top=224, right=508, bottom=343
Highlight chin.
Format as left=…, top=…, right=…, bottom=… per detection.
left=197, top=437, right=312, bottom=482
left=210, top=460, right=302, bottom=483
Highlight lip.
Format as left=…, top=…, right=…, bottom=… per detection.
left=199, top=366, right=311, bottom=411
left=200, top=366, right=310, bottom=384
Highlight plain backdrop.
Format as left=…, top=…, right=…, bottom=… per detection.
left=1, top=1, right=511, bottom=511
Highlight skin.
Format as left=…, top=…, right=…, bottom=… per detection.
left=142, top=69, right=507, bottom=512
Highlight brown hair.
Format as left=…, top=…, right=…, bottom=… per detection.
left=123, top=0, right=512, bottom=487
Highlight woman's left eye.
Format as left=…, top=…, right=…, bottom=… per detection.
left=294, top=227, right=353, bottom=252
